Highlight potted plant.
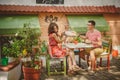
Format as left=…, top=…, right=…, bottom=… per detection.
left=1, top=45, right=9, bottom=65
left=2, top=38, right=21, bottom=63
left=16, top=23, right=42, bottom=80
left=73, top=36, right=82, bottom=44
left=2, top=44, right=11, bottom=58
left=40, top=40, right=48, bottom=54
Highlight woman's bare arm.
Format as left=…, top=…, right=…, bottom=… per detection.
left=52, top=33, right=62, bottom=43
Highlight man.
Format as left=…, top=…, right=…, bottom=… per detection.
left=80, top=20, right=103, bottom=73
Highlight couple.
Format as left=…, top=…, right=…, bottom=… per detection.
left=48, top=20, right=103, bottom=75
left=48, top=22, right=81, bottom=75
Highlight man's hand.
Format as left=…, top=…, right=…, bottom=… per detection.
left=79, top=34, right=87, bottom=40
left=85, top=39, right=92, bottom=44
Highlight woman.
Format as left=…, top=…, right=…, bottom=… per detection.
left=48, top=23, right=81, bottom=74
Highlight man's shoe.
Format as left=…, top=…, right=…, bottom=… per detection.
left=85, top=66, right=91, bottom=71
left=87, top=66, right=91, bottom=70
left=88, top=70, right=95, bottom=76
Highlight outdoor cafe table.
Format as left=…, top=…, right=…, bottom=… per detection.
left=63, top=42, right=93, bottom=49
left=62, top=42, right=94, bottom=67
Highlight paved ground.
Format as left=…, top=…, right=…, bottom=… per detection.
left=20, top=56, right=120, bottom=80
left=40, top=56, right=120, bottom=80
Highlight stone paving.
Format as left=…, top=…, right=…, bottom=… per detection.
left=20, top=56, right=120, bottom=80
left=40, top=57, right=120, bottom=80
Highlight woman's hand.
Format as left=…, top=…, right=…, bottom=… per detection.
left=58, top=43, right=62, bottom=49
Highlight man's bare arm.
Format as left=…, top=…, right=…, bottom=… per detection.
left=79, top=35, right=87, bottom=40
left=91, top=37, right=102, bottom=46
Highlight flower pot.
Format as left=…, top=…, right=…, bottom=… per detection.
left=112, top=49, right=118, bottom=58
left=8, top=57, right=15, bottom=63
left=21, top=57, right=31, bottom=62
left=22, top=66, right=41, bottom=80
left=1, top=57, right=8, bottom=66
left=74, top=40, right=78, bottom=45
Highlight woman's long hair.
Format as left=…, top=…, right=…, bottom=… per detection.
left=48, top=23, right=59, bottom=36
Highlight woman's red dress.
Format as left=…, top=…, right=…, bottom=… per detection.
left=49, top=34, right=66, bottom=58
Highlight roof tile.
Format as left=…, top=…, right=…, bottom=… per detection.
left=116, top=7, right=120, bottom=13
left=0, top=5, right=119, bottom=14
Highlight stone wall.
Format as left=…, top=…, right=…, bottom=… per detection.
left=39, top=13, right=67, bottom=41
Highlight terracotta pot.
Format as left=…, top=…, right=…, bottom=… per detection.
left=112, top=50, right=118, bottom=58
left=34, top=60, right=42, bottom=68
left=22, top=66, right=41, bottom=80
left=74, top=40, right=78, bottom=44
left=8, top=57, right=16, bottom=63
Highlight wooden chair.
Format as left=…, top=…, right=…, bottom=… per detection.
left=74, top=49, right=81, bottom=66
left=79, top=49, right=92, bottom=69
left=94, top=39, right=112, bottom=70
left=46, top=45, right=67, bottom=76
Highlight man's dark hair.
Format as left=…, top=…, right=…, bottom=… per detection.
left=88, top=20, right=96, bottom=26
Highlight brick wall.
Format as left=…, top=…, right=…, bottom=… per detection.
left=39, top=13, right=68, bottom=42
left=104, top=14, right=120, bottom=46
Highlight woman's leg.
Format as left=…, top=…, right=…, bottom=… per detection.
left=69, top=49, right=77, bottom=66
left=69, top=49, right=82, bottom=71
left=66, top=49, right=81, bottom=72
left=67, top=52, right=76, bottom=74
left=67, top=56, right=72, bottom=69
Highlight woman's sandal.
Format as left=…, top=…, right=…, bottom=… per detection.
left=73, top=65, right=81, bottom=71
left=68, top=69, right=76, bottom=76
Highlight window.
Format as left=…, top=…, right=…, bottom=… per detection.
left=36, top=0, right=64, bottom=4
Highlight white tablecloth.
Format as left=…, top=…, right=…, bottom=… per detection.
left=63, top=43, right=93, bottom=49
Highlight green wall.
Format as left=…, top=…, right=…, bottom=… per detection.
left=67, top=15, right=109, bottom=33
